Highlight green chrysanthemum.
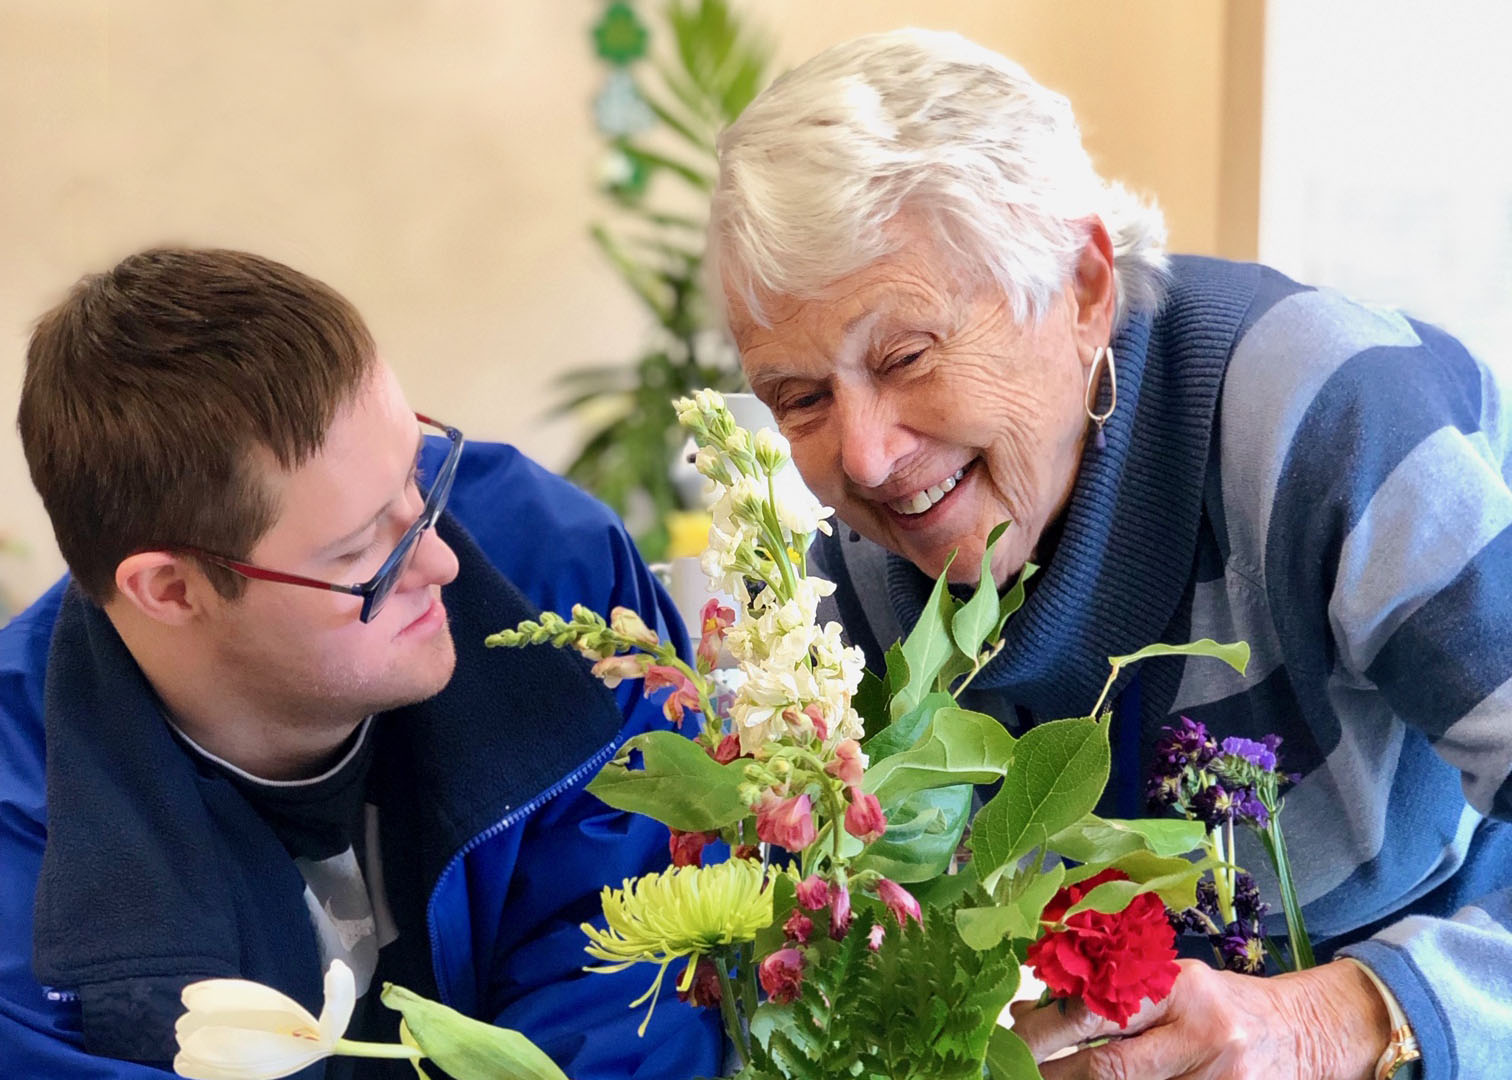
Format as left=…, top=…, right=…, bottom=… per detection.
left=583, top=859, right=773, bottom=1033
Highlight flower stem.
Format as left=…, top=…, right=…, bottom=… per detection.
left=713, top=955, right=748, bottom=1067
left=1208, top=828, right=1235, bottom=923
left=952, top=640, right=1005, bottom=698
left=1261, top=813, right=1315, bottom=969
left=1088, top=662, right=1122, bottom=720
left=741, top=949, right=760, bottom=1021
left=332, top=1038, right=425, bottom=1061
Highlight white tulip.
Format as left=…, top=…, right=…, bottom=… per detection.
left=173, top=960, right=417, bottom=1079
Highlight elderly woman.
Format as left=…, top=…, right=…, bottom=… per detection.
left=707, top=29, right=1510, bottom=1080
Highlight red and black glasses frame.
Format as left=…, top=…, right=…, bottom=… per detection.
left=177, top=413, right=464, bottom=623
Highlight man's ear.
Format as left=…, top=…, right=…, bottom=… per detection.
left=112, top=552, right=214, bottom=626
left=1071, top=216, right=1118, bottom=357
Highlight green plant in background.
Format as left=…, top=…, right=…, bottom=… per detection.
left=560, top=0, right=773, bottom=560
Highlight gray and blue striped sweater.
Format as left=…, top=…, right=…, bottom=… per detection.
left=815, top=255, right=1512, bottom=1079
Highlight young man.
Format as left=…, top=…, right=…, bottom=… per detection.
left=0, top=248, right=720, bottom=1078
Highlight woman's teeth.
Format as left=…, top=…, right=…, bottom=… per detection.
left=888, top=467, right=968, bottom=516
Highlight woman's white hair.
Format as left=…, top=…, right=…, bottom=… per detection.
left=709, top=29, right=1169, bottom=329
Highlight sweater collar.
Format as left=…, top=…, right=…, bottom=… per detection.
left=887, top=256, right=1260, bottom=716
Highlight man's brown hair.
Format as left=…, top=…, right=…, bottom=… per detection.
left=18, top=248, right=376, bottom=602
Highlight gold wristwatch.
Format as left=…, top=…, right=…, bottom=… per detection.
left=1342, top=958, right=1421, bottom=1079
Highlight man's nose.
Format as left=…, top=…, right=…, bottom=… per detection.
left=407, top=525, right=459, bottom=589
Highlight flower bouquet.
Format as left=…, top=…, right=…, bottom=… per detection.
left=482, top=390, right=1254, bottom=1078
left=172, top=391, right=1299, bottom=1080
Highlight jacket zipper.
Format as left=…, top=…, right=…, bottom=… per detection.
left=41, top=738, right=628, bottom=1012
left=425, top=734, right=624, bottom=1004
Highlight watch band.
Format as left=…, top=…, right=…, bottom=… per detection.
left=1342, top=958, right=1421, bottom=1080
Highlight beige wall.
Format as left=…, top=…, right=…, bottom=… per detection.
left=0, top=0, right=1258, bottom=607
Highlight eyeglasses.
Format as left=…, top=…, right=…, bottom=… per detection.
left=178, top=413, right=464, bottom=623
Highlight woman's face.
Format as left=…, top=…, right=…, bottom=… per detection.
left=731, top=217, right=1115, bottom=587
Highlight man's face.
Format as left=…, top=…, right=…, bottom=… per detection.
left=201, top=363, right=460, bottom=725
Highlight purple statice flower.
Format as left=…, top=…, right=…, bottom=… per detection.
left=1220, top=736, right=1278, bottom=773
left=1194, top=878, right=1221, bottom=924
left=1218, top=920, right=1267, bottom=974
left=1153, top=717, right=1219, bottom=771
left=1233, top=786, right=1271, bottom=829
left=1146, top=769, right=1184, bottom=811
left=1234, top=871, right=1270, bottom=924
left=1192, top=783, right=1240, bottom=828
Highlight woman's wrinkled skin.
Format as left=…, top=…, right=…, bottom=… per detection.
left=730, top=213, right=1116, bottom=588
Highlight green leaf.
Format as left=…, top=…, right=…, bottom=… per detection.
left=910, top=860, right=979, bottom=909
left=381, top=984, right=568, bottom=1080
left=934, top=650, right=977, bottom=696
left=990, top=562, right=1038, bottom=642
left=892, top=551, right=958, bottom=719
left=753, top=871, right=798, bottom=960
left=851, top=784, right=972, bottom=883
left=1047, top=814, right=1207, bottom=864
left=864, top=691, right=954, bottom=762
left=951, top=522, right=1012, bottom=659
left=1108, top=639, right=1251, bottom=676
left=586, top=731, right=748, bottom=831
left=970, top=718, right=1111, bottom=884
left=851, top=668, right=889, bottom=742
left=955, top=863, right=1066, bottom=949
left=985, top=1026, right=1042, bottom=1079
left=883, top=642, right=911, bottom=701
left=863, top=707, right=1013, bottom=807
left=1060, top=850, right=1215, bottom=916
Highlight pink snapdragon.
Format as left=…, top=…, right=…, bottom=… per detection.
left=829, top=880, right=853, bottom=940
left=795, top=875, right=830, bottom=911
left=758, top=948, right=805, bottom=1004
left=843, top=789, right=887, bottom=843
left=676, top=957, right=722, bottom=1009
left=590, top=653, right=651, bottom=688
left=695, top=599, right=735, bottom=672
left=643, top=665, right=702, bottom=726
left=709, top=733, right=742, bottom=764
left=783, top=910, right=814, bottom=945
left=802, top=703, right=829, bottom=742
left=825, top=739, right=866, bottom=787
left=755, top=792, right=816, bottom=851
left=609, top=606, right=660, bottom=648
left=875, top=878, right=922, bottom=927
left=668, top=828, right=718, bottom=868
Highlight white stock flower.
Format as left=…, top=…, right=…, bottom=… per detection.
left=693, top=388, right=726, bottom=413
left=693, top=445, right=731, bottom=485
left=770, top=468, right=833, bottom=537
left=174, top=960, right=357, bottom=1080
left=752, top=428, right=791, bottom=472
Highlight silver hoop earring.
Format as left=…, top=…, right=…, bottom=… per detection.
left=1085, top=345, right=1117, bottom=449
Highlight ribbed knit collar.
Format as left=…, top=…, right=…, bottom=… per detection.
left=887, top=256, right=1260, bottom=716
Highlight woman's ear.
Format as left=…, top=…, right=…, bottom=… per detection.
left=112, top=552, right=211, bottom=627
left=1071, top=217, right=1118, bottom=354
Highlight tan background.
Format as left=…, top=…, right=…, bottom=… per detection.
left=0, top=0, right=1261, bottom=607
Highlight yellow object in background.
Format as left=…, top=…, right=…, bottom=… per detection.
left=665, top=511, right=712, bottom=560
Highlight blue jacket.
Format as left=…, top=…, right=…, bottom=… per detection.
left=0, top=440, right=722, bottom=1079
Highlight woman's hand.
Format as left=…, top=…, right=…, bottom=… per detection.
left=1009, top=958, right=1391, bottom=1080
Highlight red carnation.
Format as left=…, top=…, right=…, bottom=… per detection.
left=1025, top=868, right=1179, bottom=1028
